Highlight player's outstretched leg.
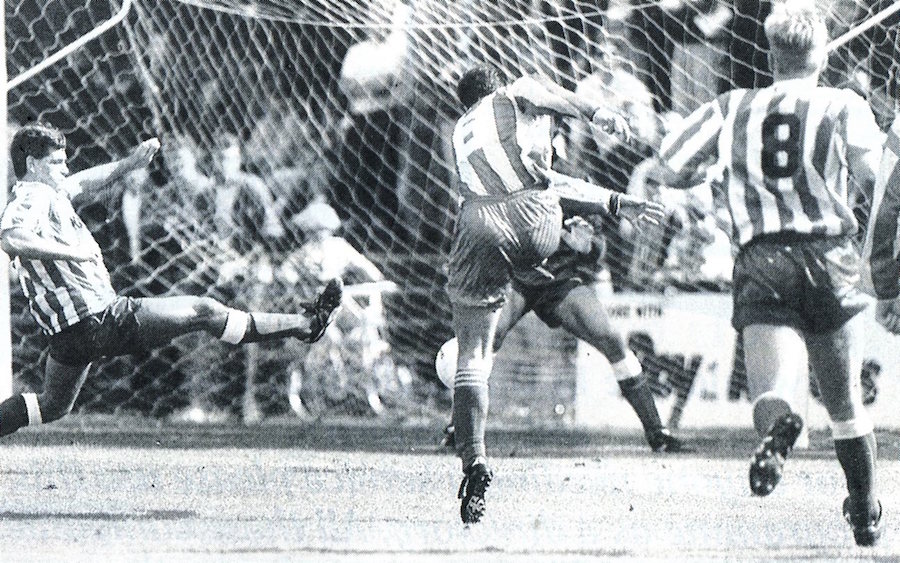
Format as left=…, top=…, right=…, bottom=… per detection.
left=616, top=370, right=686, bottom=453
left=300, top=278, right=344, bottom=343
left=749, top=409, right=803, bottom=496
left=554, top=285, right=689, bottom=453
left=219, top=278, right=343, bottom=345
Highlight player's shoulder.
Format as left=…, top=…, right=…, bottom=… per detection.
left=813, top=85, right=872, bottom=111
left=8, top=181, right=54, bottom=205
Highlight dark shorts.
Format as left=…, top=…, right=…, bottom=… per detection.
left=732, top=233, right=870, bottom=333
left=49, top=296, right=147, bottom=366
left=447, top=189, right=562, bottom=308
left=512, top=243, right=603, bottom=328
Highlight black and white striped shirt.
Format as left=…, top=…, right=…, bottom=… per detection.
left=452, top=76, right=556, bottom=200
left=1, top=181, right=116, bottom=334
left=660, top=79, right=883, bottom=247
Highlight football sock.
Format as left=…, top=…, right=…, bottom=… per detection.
left=220, top=310, right=309, bottom=344
left=0, top=394, right=33, bottom=437
left=835, top=432, right=878, bottom=514
left=618, top=375, right=664, bottom=434
left=453, top=370, right=489, bottom=471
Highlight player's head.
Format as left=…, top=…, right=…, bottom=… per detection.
left=457, top=65, right=506, bottom=110
left=763, top=3, right=828, bottom=78
left=10, top=122, right=67, bottom=184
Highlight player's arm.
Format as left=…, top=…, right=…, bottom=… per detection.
left=865, top=119, right=900, bottom=332
left=644, top=98, right=724, bottom=189
left=845, top=94, right=884, bottom=212
left=0, top=227, right=95, bottom=261
left=66, top=138, right=160, bottom=205
left=537, top=167, right=665, bottom=225
left=510, top=75, right=631, bottom=141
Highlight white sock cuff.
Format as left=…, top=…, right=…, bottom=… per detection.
left=831, top=415, right=874, bottom=440
left=611, top=351, right=643, bottom=381
left=220, top=310, right=249, bottom=344
left=22, top=393, right=42, bottom=426
left=454, top=368, right=489, bottom=388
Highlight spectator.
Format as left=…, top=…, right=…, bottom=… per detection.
left=280, top=201, right=394, bottom=417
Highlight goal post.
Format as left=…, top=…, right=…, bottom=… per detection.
left=1, top=1, right=9, bottom=401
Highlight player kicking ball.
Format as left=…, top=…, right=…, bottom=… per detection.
left=648, top=4, right=883, bottom=546
left=447, top=67, right=665, bottom=524
left=435, top=219, right=688, bottom=454
left=0, top=123, right=342, bottom=438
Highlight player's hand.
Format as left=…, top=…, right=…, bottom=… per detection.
left=875, top=298, right=900, bottom=333
left=560, top=216, right=594, bottom=253
left=592, top=108, right=631, bottom=144
left=130, top=138, right=161, bottom=168
left=617, top=194, right=666, bottom=226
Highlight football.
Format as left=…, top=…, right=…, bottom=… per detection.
left=434, top=338, right=458, bottom=389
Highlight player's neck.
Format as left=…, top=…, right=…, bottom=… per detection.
left=20, top=172, right=58, bottom=190
left=773, top=70, right=819, bottom=84
left=772, top=63, right=821, bottom=84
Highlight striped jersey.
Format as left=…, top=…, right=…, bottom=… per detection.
left=864, top=116, right=900, bottom=299
left=660, top=78, right=883, bottom=247
left=452, top=76, right=555, bottom=200
left=1, top=181, right=116, bottom=334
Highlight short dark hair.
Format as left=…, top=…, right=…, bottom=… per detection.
left=10, top=122, right=66, bottom=179
left=457, top=65, right=505, bottom=110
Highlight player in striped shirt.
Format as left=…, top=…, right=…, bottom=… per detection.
left=0, top=123, right=342, bottom=440
left=448, top=66, right=665, bottom=524
left=647, top=4, right=883, bottom=546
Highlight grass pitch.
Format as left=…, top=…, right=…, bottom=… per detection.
left=2, top=418, right=900, bottom=561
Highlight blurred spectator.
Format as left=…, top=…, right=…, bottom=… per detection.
left=280, top=202, right=408, bottom=417
left=208, top=134, right=284, bottom=255
left=821, top=0, right=900, bottom=129
left=556, top=33, right=663, bottom=291
left=668, top=0, right=732, bottom=115
left=725, top=0, right=773, bottom=90
left=332, top=2, right=410, bottom=254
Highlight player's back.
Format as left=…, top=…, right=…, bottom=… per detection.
left=713, top=80, right=881, bottom=244
left=451, top=85, right=552, bottom=200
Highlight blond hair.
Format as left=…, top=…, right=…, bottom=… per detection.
left=764, top=2, right=828, bottom=74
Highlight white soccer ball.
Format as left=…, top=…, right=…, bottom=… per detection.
left=435, top=338, right=458, bottom=389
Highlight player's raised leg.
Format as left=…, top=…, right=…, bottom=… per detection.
left=134, top=278, right=343, bottom=348
left=452, top=302, right=499, bottom=524
left=554, top=284, right=685, bottom=452
left=807, top=318, right=881, bottom=546
left=743, top=324, right=806, bottom=496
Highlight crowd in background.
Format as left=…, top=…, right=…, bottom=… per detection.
left=5, top=0, right=899, bottom=420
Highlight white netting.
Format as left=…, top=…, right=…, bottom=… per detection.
left=5, top=0, right=899, bottom=422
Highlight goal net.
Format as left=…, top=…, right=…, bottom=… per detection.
left=5, top=0, right=899, bottom=425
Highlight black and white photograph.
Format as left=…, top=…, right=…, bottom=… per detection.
left=2, top=0, right=900, bottom=560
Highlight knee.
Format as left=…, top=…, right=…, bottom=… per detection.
left=193, top=297, right=225, bottom=319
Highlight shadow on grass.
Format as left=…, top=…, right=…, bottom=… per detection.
left=6, top=415, right=900, bottom=460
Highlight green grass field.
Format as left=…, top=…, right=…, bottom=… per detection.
left=3, top=417, right=900, bottom=561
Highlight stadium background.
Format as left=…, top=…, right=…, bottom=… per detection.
left=4, top=0, right=899, bottom=429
